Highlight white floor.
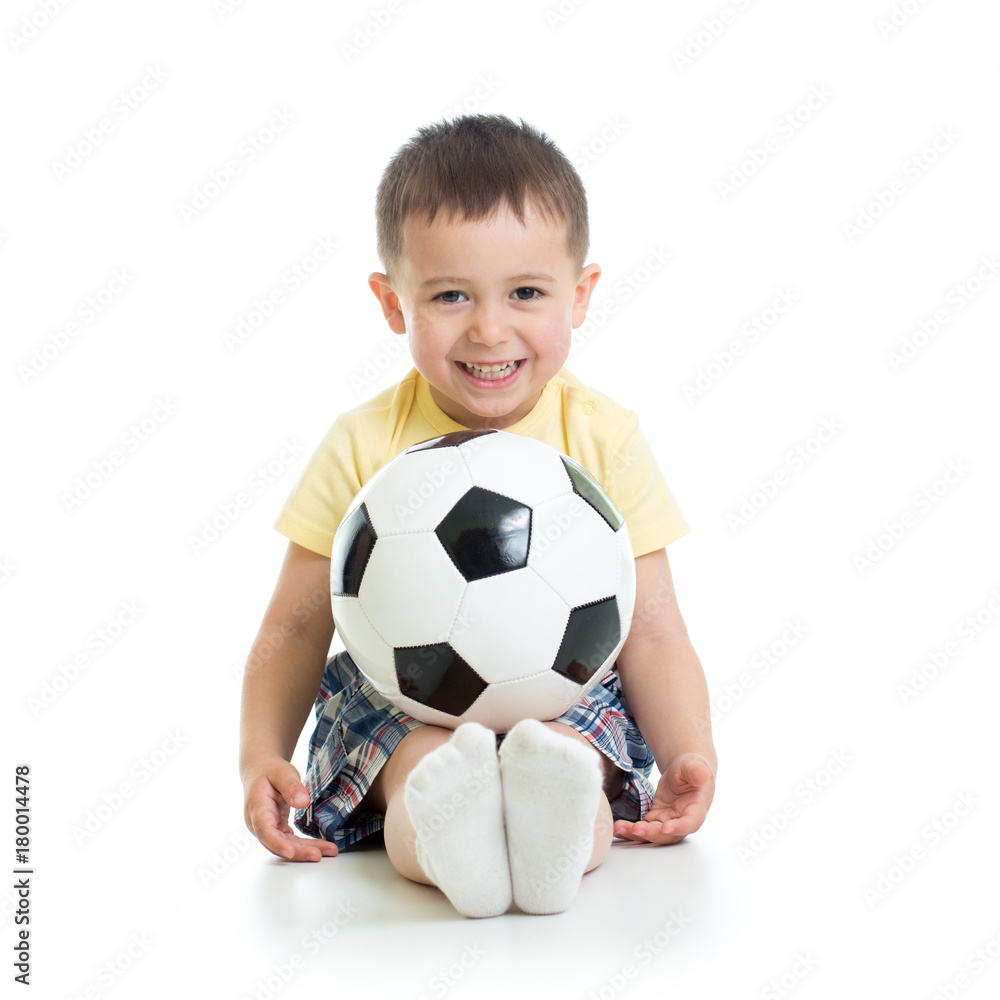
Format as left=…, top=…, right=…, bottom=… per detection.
left=27, top=801, right=747, bottom=999
left=24, top=738, right=1000, bottom=999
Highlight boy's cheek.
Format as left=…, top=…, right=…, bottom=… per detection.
left=407, top=312, right=442, bottom=340
left=544, top=320, right=573, bottom=352
left=405, top=325, right=435, bottom=358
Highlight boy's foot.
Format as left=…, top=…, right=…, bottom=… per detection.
left=403, top=722, right=511, bottom=918
left=499, top=718, right=603, bottom=915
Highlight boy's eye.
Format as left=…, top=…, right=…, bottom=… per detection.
left=434, top=288, right=543, bottom=303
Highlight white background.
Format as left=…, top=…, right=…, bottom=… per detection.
left=4, top=0, right=1000, bottom=997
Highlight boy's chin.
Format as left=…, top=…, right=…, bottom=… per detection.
left=438, top=387, right=544, bottom=430
left=467, top=391, right=546, bottom=427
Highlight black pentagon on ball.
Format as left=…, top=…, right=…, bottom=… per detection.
left=406, top=428, right=498, bottom=453
left=395, top=643, right=489, bottom=716
left=551, top=596, right=621, bottom=685
left=330, top=503, right=377, bottom=597
left=560, top=455, right=624, bottom=531
left=435, top=486, right=531, bottom=581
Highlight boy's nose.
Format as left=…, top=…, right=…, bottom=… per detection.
left=467, top=304, right=508, bottom=346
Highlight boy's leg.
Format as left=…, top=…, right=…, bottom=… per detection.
left=540, top=721, right=620, bottom=873
left=359, top=718, right=621, bottom=918
left=365, top=723, right=514, bottom=918
left=363, top=722, right=618, bottom=882
left=360, top=724, right=452, bottom=885
left=499, top=718, right=612, bottom=914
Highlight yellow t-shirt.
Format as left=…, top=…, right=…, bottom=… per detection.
left=274, top=367, right=691, bottom=558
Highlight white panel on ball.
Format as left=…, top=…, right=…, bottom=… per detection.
left=366, top=675, right=404, bottom=703
left=527, top=492, right=623, bottom=608
left=449, top=568, right=571, bottom=683
left=457, top=430, right=573, bottom=507
left=614, top=529, right=637, bottom=636
left=358, top=533, right=466, bottom=648
left=330, top=595, right=396, bottom=689
left=363, top=448, right=474, bottom=536
left=465, top=669, right=583, bottom=733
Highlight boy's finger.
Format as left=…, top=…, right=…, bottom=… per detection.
left=634, top=820, right=687, bottom=845
left=272, top=766, right=310, bottom=809
left=248, top=808, right=293, bottom=859
left=612, top=820, right=634, bottom=840
left=266, top=829, right=337, bottom=861
left=250, top=803, right=337, bottom=860
left=614, top=817, right=693, bottom=845
left=306, top=837, right=339, bottom=858
left=613, top=820, right=659, bottom=843
left=249, top=796, right=298, bottom=857
left=261, top=822, right=300, bottom=860
left=658, top=812, right=704, bottom=839
left=684, top=760, right=714, bottom=786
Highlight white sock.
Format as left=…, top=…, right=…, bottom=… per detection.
left=499, top=718, right=603, bottom=915
left=402, top=722, right=512, bottom=919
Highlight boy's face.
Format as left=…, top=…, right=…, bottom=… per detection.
left=369, top=201, right=600, bottom=429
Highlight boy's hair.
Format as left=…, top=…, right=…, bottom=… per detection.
left=375, top=114, right=589, bottom=282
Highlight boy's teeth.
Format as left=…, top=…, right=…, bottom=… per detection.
left=463, top=361, right=517, bottom=379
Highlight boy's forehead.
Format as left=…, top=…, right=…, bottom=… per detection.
left=398, top=201, right=576, bottom=276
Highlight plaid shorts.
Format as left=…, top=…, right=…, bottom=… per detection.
left=293, top=649, right=657, bottom=852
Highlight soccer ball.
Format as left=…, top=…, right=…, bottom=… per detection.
left=329, top=428, right=636, bottom=733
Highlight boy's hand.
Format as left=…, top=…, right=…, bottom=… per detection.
left=243, top=758, right=339, bottom=862
left=612, top=752, right=715, bottom=846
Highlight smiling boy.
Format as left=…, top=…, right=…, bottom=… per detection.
left=239, top=114, right=717, bottom=918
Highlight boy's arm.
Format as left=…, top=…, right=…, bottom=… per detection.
left=613, top=547, right=717, bottom=844
left=239, top=540, right=339, bottom=861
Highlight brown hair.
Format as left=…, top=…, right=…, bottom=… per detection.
left=375, top=114, right=589, bottom=282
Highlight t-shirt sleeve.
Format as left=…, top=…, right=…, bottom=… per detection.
left=606, top=412, right=691, bottom=556
left=272, top=411, right=372, bottom=558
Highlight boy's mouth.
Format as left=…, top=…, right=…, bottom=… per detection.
left=456, top=359, right=524, bottom=384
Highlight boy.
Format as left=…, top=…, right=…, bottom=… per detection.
left=239, top=114, right=717, bottom=919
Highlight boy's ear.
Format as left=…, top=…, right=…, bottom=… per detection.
left=368, top=272, right=407, bottom=335
left=571, top=263, right=602, bottom=329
